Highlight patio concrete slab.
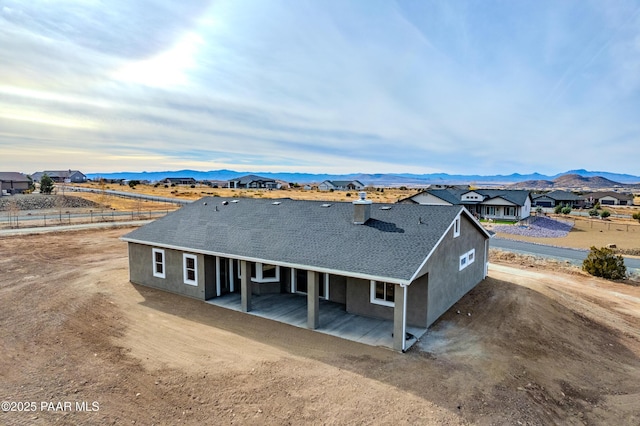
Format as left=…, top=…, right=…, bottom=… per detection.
left=206, top=292, right=427, bottom=350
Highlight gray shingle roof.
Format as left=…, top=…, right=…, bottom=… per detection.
left=0, top=172, right=29, bottom=182
left=122, top=197, right=481, bottom=284
left=229, top=174, right=276, bottom=184
left=544, top=190, right=582, bottom=201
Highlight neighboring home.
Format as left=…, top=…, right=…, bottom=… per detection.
left=584, top=191, right=635, bottom=206
left=400, top=188, right=532, bottom=220
left=228, top=174, right=278, bottom=189
left=532, top=190, right=583, bottom=208
left=318, top=180, right=365, bottom=191
left=0, top=172, right=30, bottom=195
left=121, top=194, right=491, bottom=352
left=162, top=177, right=197, bottom=186
left=31, top=170, right=87, bottom=184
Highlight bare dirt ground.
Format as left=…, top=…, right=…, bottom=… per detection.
left=1, top=228, right=639, bottom=425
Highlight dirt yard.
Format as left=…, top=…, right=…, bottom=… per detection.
left=1, top=228, right=640, bottom=425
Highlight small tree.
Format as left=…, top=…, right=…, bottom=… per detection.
left=600, top=210, right=611, bottom=219
left=588, top=208, right=599, bottom=217
left=128, top=180, right=140, bottom=189
left=582, top=246, right=626, bottom=280
left=554, top=204, right=563, bottom=214
left=536, top=206, right=543, bottom=215
left=561, top=206, right=572, bottom=215
left=632, top=212, right=640, bottom=223
left=40, top=174, right=54, bottom=194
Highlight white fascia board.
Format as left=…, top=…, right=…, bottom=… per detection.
left=120, top=237, right=410, bottom=286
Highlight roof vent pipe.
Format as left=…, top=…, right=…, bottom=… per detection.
left=353, top=192, right=372, bottom=224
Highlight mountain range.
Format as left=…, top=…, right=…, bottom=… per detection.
left=86, top=169, right=640, bottom=187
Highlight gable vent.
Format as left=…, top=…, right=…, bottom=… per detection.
left=379, top=206, right=392, bottom=210
left=321, top=203, right=332, bottom=208
left=272, top=201, right=281, bottom=205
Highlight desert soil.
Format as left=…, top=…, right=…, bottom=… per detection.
left=1, top=228, right=640, bottom=425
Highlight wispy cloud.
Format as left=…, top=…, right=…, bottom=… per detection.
left=1, top=0, right=639, bottom=175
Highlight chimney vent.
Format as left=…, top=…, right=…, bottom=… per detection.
left=353, top=192, right=372, bottom=224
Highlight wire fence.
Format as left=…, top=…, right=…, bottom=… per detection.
left=2, top=209, right=169, bottom=230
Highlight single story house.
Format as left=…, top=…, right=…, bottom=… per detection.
left=318, top=180, right=365, bottom=191
left=400, top=188, right=532, bottom=221
left=584, top=191, right=635, bottom=206
left=228, top=174, right=278, bottom=189
left=162, top=177, right=197, bottom=186
left=0, top=172, right=30, bottom=195
left=121, top=194, right=491, bottom=352
left=532, top=190, right=583, bottom=208
left=31, top=170, right=87, bottom=183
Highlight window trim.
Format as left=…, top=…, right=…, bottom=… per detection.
left=453, top=216, right=461, bottom=238
left=251, top=262, right=280, bottom=283
left=152, top=248, right=165, bottom=279
left=183, top=254, right=198, bottom=286
left=370, top=280, right=395, bottom=307
left=459, top=248, right=476, bottom=271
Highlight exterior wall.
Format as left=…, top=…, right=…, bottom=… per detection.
left=406, top=273, right=428, bottom=327
left=413, top=215, right=487, bottom=327
left=0, top=180, right=29, bottom=194
left=345, top=277, right=393, bottom=321
left=461, top=191, right=483, bottom=202
left=128, top=243, right=206, bottom=300
left=328, top=274, right=347, bottom=304
left=318, top=181, right=334, bottom=191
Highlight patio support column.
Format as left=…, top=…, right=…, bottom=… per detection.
left=307, top=271, right=319, bottom=329
left=240, top=260, right=251, bottom=312
left=393, top=284, right=407, bottom=352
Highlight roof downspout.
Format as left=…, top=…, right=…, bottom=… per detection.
left=402, top=284, right=407, bottom=352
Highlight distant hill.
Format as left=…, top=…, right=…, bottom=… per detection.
left=86, top=169, right=640, bottom=187
left=508, top=174, right=633, bottom=190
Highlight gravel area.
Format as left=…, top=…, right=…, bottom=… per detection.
left=0, top=194, right=101, bottom=211
left=492, top=216, right=574, bottom=238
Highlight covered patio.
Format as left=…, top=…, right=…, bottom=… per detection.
left=206, top=292, right=427, bottom=350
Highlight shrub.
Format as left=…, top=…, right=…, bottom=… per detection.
left=554, top=205, right=563, bottom=214
left=632, top=212, right=640, bottom=223
left=346, top=192, right=352, bottom=197
left=164, top=184, right=168, bottom=188
left=190, top=184, right=196, bottom=188
left=600, top=210, right=611, bottom=219
left=582, top=246, right=626, bottom=280
left=535, top=206, right=543, bottom=214
left=588, top=208, right=599, bottom=217
left=561, top=206, right=572, bottom=215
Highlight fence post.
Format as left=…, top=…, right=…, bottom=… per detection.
left=44, top=214, right=46, bottom=227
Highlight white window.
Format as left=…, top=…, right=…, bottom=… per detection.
left=183, top=254, right=198, bottom=286
left=453, top=216, right=461, bottom=238
left=250, top=262, right=280, bottom=283
left=370, top=280, right=395, bottom=307
left=459, top=249, right=476, bottom=271
left=152, top=248, right=165, bottom=279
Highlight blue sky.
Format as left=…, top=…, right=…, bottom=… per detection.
left=1, top=0, right=639, bottom=175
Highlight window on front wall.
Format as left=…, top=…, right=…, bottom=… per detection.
left=183, top=254, right=197, bottom=286
left=505, top=207, right=516, bottom=216
left=251, top=262, right=280, bottom=283
left=370, top=280, right=395, bottom=307
left=152, top=248, right=165, bottom=279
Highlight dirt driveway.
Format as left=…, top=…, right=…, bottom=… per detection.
left=1, top=228, right=639, bottom=425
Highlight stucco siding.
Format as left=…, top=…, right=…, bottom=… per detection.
left=346, top=277, right=393, bottom=321
left=411, top=215, right=487, bottom=327
left=328, top=274, right=347, bottom=304
left=406, top=273, right=428, bottom=327
left=128, top=243, right=206, bottom=300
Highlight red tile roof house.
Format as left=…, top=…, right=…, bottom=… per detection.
left=121, top=193, right=491, bottom=352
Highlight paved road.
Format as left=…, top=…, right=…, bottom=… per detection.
left=67, top=186, right=193, bottom=205
left=491, top=236, right=640, bottom=272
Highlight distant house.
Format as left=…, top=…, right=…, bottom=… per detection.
left=318, top=180, right=365, bottom=191
left=121, top=194, right=491, bottom=352
left=31, top=170, right=87, bottom=184
left=532, top=190, right=583, bottom=208
left=162, top=177, right=197, bottom=186
left=400, top=188, right=532, bottom=220
left=0, top=172, right=30, bottom=195
left=228, top=174, right=278, bottom=189
left=583, top=191, right=634, bottom=206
